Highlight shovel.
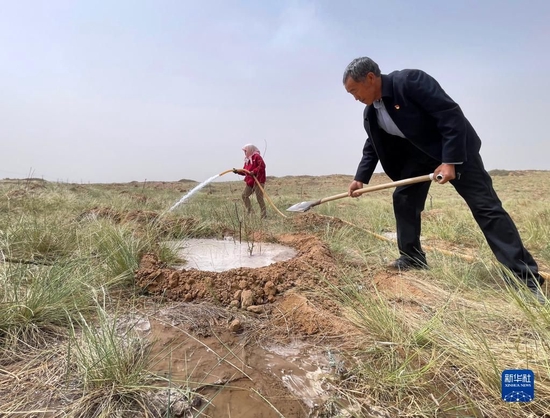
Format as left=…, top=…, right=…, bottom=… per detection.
left=286, top=173, right=441, bottom=212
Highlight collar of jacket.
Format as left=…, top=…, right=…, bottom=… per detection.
left=380, top=74, right=394, bottom=99
left=364, top=74, right=393, bottom=121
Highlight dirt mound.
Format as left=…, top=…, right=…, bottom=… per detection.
left=135, top=233, right=338, bottom=310
left=290, top=212, right=348, bottom=231
left=269, top=292, right=354, bottom=337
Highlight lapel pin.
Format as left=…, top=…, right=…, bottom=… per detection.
left=394, top=104, right=400, bottom=110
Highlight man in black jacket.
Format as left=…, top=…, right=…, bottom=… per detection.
left=343, top=56, right=544, bottom=301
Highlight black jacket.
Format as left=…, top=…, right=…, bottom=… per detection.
left=355, top=69, right=482, bottom=183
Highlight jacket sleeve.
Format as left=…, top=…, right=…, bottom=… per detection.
left=354, top=135, right=379, bottom=184
left=250, top=154, right=266, bottom=175
left=403, top=70, right=468, bottom=163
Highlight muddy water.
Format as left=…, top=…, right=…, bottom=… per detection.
left=146, top=316, right=332, bottom=417
left=134, top=232, right=353, bottom=416
left=263, top=341, right=331, bottom=411
left=168, top=238, right=298, bottom=272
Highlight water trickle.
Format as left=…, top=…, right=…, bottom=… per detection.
left=168, top=174, right=220, bottom=212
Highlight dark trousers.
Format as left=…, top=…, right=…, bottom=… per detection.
left=391, top=141, right=541, bottom=288
left=242, top=184, right=267, bottom=218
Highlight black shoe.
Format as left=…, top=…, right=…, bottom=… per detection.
left=503, top=274, right=547, bottom=305
left=529, top=287, right=548, bottom=305
left=388, top=256, right=428, bottom=271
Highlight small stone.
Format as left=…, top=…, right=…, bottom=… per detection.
left=168, top=271, right=180, bottom=284
left=247, top=305, right=265, bottom=314
left=228, top=319, right=242, bottom=332
left=264, top=281, right=277, bottom=296
left=240, top=289, right=254, bottom=308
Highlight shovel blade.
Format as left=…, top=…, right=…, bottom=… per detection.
left=286, top=200, right=318, bottom=212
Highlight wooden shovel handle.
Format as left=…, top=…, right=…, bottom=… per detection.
left=318, top=173, right=435, bottom=205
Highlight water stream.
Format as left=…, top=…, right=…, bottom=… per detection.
left=168, top=173, right=220, bottom=212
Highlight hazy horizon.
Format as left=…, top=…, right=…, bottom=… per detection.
left=2, top=1, right=549, bottom=184
left=5, top=168, right=550, bottom=186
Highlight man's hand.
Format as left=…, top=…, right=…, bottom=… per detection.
left=434, top=163, right=456, bottom=184
left=348, top=180, right=364, bottom=197
left=233, top=168, right=245, bottom=175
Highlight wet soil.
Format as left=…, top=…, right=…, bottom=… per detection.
left=132, top=210, right=468, bottom=417
left=135, top=233, right=339, bottom=311
left=134, top=219, right=368, bottom=417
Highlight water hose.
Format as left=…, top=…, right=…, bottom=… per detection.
left=234, top=169, right=288, bottom=218
left=218, top=169, right=235, bottom=176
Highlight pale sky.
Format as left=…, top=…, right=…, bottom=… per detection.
left=1, top=0, right=549, bottom=183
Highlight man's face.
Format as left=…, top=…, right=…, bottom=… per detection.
left=344, top=72, right=377, bottom=105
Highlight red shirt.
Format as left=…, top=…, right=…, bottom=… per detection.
left=243, top=153, right=266, bottom=187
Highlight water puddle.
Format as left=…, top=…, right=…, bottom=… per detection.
left=167, top=238, right=297, bottom=272
left=146, top=312, right=336, bottom=417
left=263, top=341, right=332, bottom=412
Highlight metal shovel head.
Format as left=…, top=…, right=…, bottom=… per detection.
left=286, top=200, right=319, bottom=212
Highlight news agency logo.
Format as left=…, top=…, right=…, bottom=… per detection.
left=501, top=369, right=534, bottom=402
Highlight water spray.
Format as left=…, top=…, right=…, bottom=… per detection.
left=165, top=168, right=287, bottom=217
left=168, top=173, right=221, bottom=212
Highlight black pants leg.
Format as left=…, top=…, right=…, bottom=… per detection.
left=393, top=181, right=431, bottom=263
left=450, top=153, right=541, bottom=288
left=391, top=140, right=438, bottom=264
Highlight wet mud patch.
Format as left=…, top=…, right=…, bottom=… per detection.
left=135, top=233, right=339, bottom=310
left=149, top=321, right=310, bottom=417
left=171, top=238, right=298, bottom=272
left=132, top=231, right=369, bottom=416
left=129, top=216, right=447, bottom=416
left=143, top=301, right=355, bottom=418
